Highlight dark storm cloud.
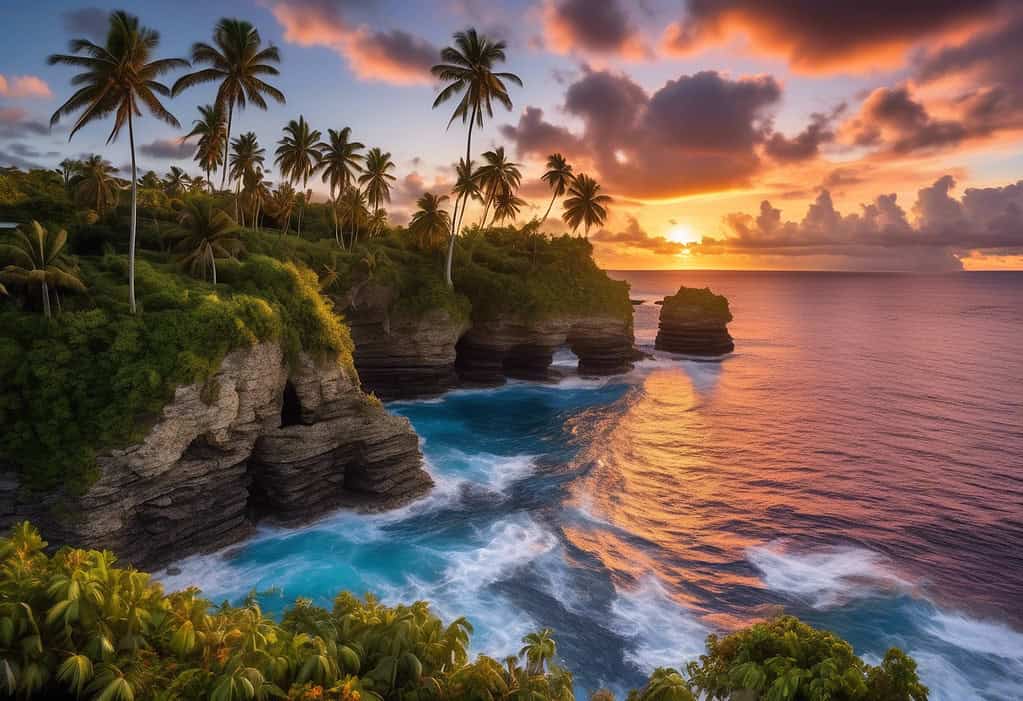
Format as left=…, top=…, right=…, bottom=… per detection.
left=543, top=0, right=646, bottom=57
left=844, top=87, right=973, bottom=154
left=591, top=217, right=686, bottom=255
left=688, top=176, right=1023, bottom=271
left=662, top=0, right=1005, bottom=73
left=62, top=7, right=109, bottom=40
left=139, top=138, right=193, bottom=159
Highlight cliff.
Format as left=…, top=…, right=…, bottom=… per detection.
left=0, top=341, right=430, bottom=569
left=655, top=286, right=735, bottom=356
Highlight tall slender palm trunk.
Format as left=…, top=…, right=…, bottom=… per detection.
left=41, top=280, right=51, bottom=318
left=128, top=110, right=138, bottom=314
left=541, top=190, right=558, bottom=224
left=445, top=104, right=477, bottom=288
left=220, top=104, right=234, bottom=191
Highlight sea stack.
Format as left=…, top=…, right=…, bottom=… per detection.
left=655, top=286, right=734, bottom=356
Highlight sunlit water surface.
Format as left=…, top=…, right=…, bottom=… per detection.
left=162, top=271, right=1023, bottom=700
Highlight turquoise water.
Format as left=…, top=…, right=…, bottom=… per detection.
left=162, top=272, right=1023, bottom=699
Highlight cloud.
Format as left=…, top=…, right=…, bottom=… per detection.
left=0, top=75, right=52, bottom=99
left=504, top=68, right=780, bottom=199
left=591, top=217, right=686, bottom=255
left=541, top=0, right=647, bottom=58
left=271, top=0, right=437, bottom=85
left=62, top=7, right=109, bottom=39
left=138, top=138, right=193, bottom=159
left=661, top=0, right=1004, bottom=74
left=0, top=148, right=42, bottom=170
left=0, top=107, right=49, bottom=139
left=688, top=176, right=1023, bottom=271
left=499, top=107, right=586, bottom=160
left=764, top=105, right=844, bottom=162
left=843, top=86, right=970, bottom=154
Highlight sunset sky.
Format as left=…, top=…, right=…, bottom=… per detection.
left=2, top=0, right=1022, bottom=270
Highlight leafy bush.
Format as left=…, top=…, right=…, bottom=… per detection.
left=0, top=523, right=928, bottom=701
left=0, top=254, right=353, bottom=490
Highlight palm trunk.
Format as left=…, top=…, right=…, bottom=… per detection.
left=220, top=103, right=233, bottom=191
left=128, top=110, right=138, bottom=314
left=41, top=280, right=51, bottom=318
left=541, top=190, right=557, bottom=224
left=445, top=104, right=477, bottom=288
left=478, top=190, right=494, bottom=230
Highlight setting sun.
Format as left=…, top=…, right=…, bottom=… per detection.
left=666, top=224, right=697, bottom=245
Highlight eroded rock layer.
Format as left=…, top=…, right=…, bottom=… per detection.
left=655, top=286, right=735, bottom=356
left=0, top=342, right=430, bottom=569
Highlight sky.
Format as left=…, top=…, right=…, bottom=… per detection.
left=1, top=0, right=1022, bottom=271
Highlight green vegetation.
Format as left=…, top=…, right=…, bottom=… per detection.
left=660, top=286, right=733, bottom=323
left=0, top=523, right=928, bottom=700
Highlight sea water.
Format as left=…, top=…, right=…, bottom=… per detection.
left=161, top=271, right=1023, bottom=700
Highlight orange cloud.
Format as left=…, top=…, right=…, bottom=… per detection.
left=661, top=1, right=1003, bottom=75
left=0, top=74, right=52, bottom=99
left=271, top=0, right=436, bottom=85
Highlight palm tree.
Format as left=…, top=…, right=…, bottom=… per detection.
left=139, top=170, right=161, bottom=190
left=519, top=629, right=557, bottom=676
left=49, top=10, right=188, bottom=314
left=70, top=155, right=119, bottom=218
left=57, top=158, right=80, bottom=193
left=163, top=166, right=188, bottom=196
left=444, top=158, right=482, bottom=286
left=187, top=175, right=206, bottom=194
left=183, top=104, right=227, bottom=191
left=169, top=199, right=243, bottom=285
left=242, top=166, right=271, bottom=230
left=338, top=186, right=368, bottom=249
left=540, top=154, right=573, bottom=224
left=409, top=193, right=450, bottom=250
left=172, top=18, right=284, bottom=190
left=634, top=668, right=696, bottom=701
left=0, top=221, right=85, bottom=318
left=367, top=208, right=388, bottom=238
left=492, top=190, right=526, bottom=226
left=477, top=147, right=521, bottom=228
left=229, top=131, right=265, bottom=225
left=268, top=182, right=296, bottom=234
left=562, top=174, right=610, bottom=238
left=358, top=148, right=395, bottom=236
left=316, top=127, right=364, bottom=245
left=274, top=115, right=322, bottom=236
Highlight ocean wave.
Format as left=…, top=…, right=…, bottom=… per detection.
left=747, top=541, right=909, bottom=608
left=443, top=517, right=559, bottom=591
left=922, top=611, right=1023, bottom=661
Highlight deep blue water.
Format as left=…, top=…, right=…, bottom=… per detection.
left=162, top=271, right=1023, bottom=700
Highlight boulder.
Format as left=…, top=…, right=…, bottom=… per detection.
left=655, top=286, right=735, bottom=356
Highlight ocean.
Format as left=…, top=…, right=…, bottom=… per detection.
left=160, top=270, right=1023, bottom=700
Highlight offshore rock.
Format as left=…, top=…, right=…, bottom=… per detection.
left=0, top=342, right=430, bottom=569
left=655, top=286, right=735, bottom=356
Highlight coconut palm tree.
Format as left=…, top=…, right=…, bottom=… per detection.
left=241, top=165, right=271, bottom=230
left=139, top=169, right=161, bottom=190
left=183, top=103, right=227, bottom=191
left=268, top=182, right=296, bottom=234
left=540, top=153, right=573, bottom=225
left=229, top=131, right=265, bottom=225
left=187, top=175, right=206, bottom=194
left=0, top=221, right=85, bottom=318
left=49, top=10, right=187, bottom=314
left=338, top=185, right=369, bottom=249
left=163, top=166, right=188, bottom=196
left=358, top=148, right=395, bottom=236
left=367, top=208, right=388, bottom=238
left=57, top=158, right=80, bottom=193
left=492, top=190, right=527, bottom=226
left=442, top=158, right=482, bottom=287
left=409, top=193, right=451, bottom=250
left=562, top=174, right=610, bottom=239
left=519, top=629, right=557, bottom=676
left=316, top=127, right=365, bottom=245
left=274, top=115, right=321, bottom=236
left=477, top=147, right=521, bottom=229
left=169, top=199, right=243, bottom=284
left=172, top=18, right=284, bottom=190
left=70, top=155, right=119, bottom=218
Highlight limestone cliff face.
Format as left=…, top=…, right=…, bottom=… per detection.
left=0, top=342, right=430, bottom=569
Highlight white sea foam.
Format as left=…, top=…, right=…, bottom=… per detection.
left=747, top=541, right=909, bottom=608
left=436, top=448, right=538, bottom=493
left=443, top=517, right=559, bottom=591
left=608, top=576, right=709, bottom=672
left=922, top=611, right=1023, bottom=661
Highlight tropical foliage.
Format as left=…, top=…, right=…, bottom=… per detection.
left=0, top=221, right=85, bottom=317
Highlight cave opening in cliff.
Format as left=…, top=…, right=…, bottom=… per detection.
left=280, top=380, right=304, bottom=427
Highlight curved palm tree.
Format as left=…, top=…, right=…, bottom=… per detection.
left=540, top=153, right=573, bottom=225
left=170, top=199, right=243, bottom=284
left=172, top=18, right=284, bottom=190
left=49, top=10, right=188, bottom=314
left=519, top=629, right=557, bottom=676
left=163, top=166, right=188, bottom=196
left=358, top=148, right=395, bottom=237
left=275, top=116, right=322, bottom=236
left=492, top=190, right=526, bottom=226
left=0, top=221, right=85, bottom=318
left=317, top=127, right=365, bottom=246
left=477, top=147, right=521, bottom=229
left=409, top=193, right=450, bottom=251
left=444, top=157, right=481, bottom=286
left=70, top=155, right=119, bottom=218
left=183, top=104, right=227, bottom=191
left=562, top=174, right=610, bottom=239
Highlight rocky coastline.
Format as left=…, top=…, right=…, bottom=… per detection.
left=655, top=286, right=735, bottom=356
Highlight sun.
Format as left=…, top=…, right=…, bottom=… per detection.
left=666, top=224, right=697, bottom=244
